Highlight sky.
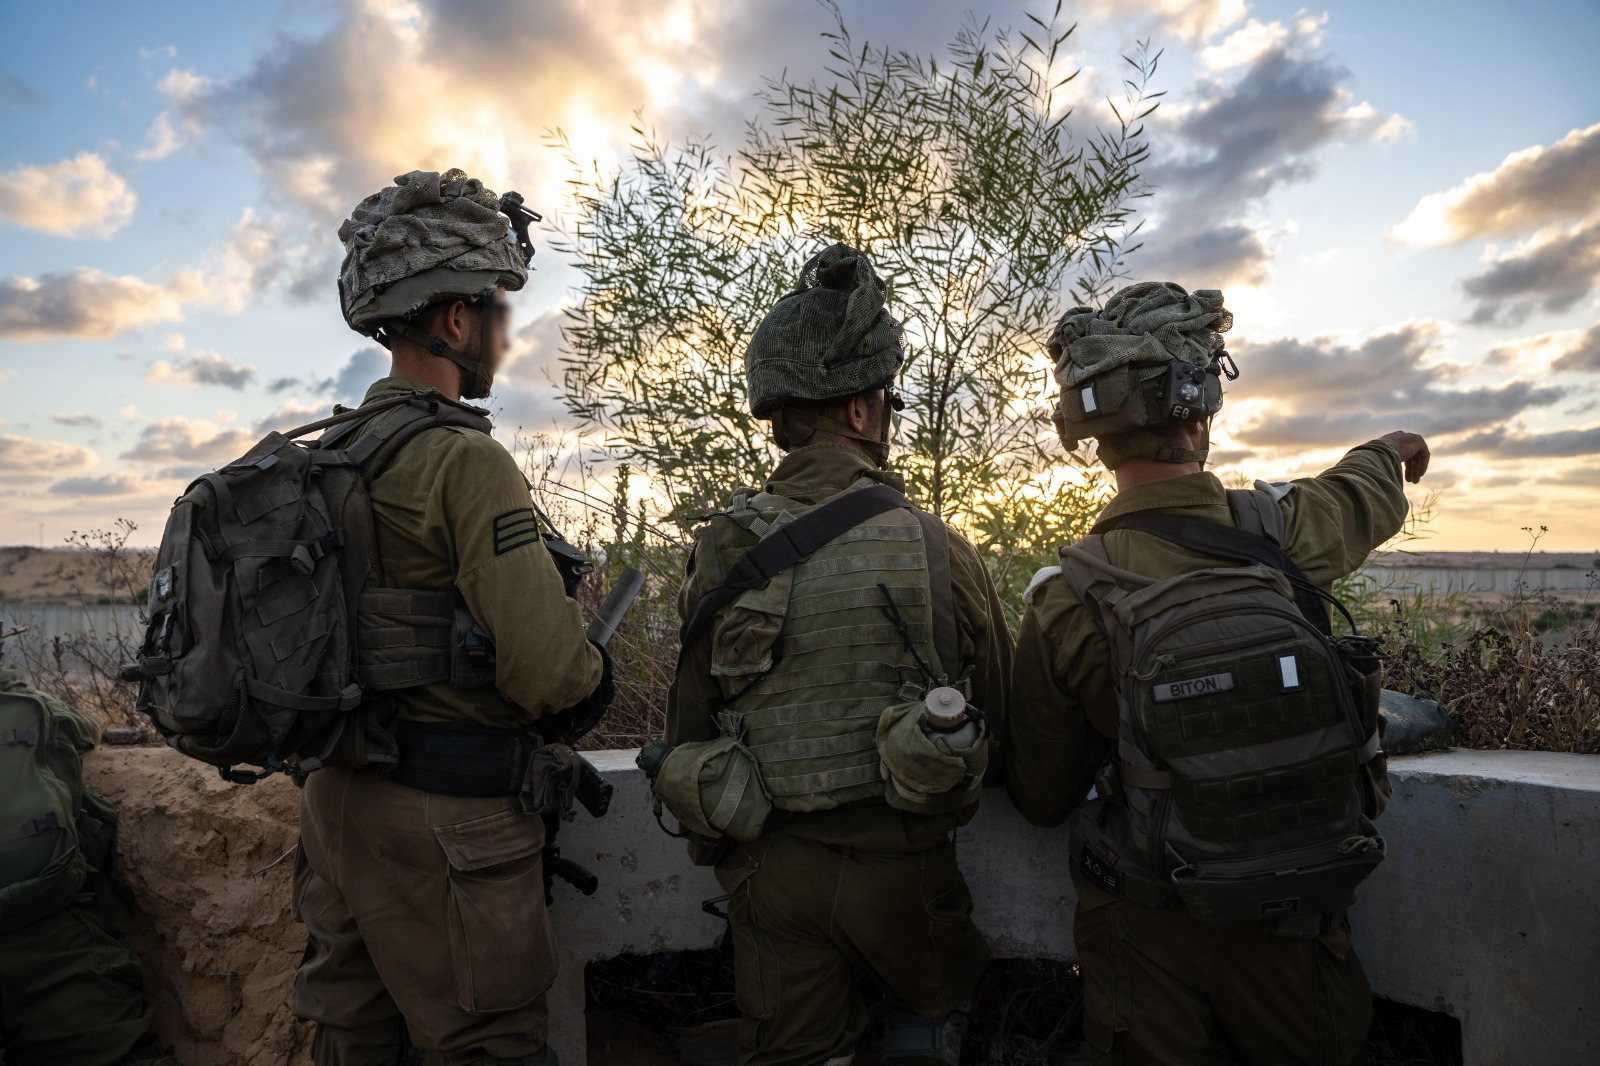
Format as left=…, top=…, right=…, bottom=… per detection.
left=1, top=0, right=1597, bottom=552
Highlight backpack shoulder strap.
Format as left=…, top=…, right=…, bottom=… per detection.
left=1094, top=511, right=1336, bottom=636
left=678, top=482, right=912, bottom=659
left=912, top=510, right=959, bottom=682
left=1226, top=487, right=1285, bottom=545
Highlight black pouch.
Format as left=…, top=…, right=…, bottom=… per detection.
left=1333, top=635, right=1383, bottom=737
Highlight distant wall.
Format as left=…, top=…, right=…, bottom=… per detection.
left=1362, top=565, right=1598, bottom=595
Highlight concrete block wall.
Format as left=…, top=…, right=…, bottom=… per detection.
left=548, top=750, right=1600, bottom=1065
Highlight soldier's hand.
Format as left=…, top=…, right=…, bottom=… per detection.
left=1380, top=431, right=1430, bottom=484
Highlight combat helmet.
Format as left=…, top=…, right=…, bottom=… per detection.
left=745, top=243, right=905, bottom=463
left=1048, top=281, right=1237, bottom=469
left=337, top=168, right=541, bottom=399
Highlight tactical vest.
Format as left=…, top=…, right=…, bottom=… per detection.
left=1060, top=489, right=1386, bottom=927
left=705, top=479, right=966, bottom=813
left=124, top=391, right=501, bottom=780
left=0, top=673, right=116, bottom=932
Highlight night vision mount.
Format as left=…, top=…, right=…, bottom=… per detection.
left=498, top=191, right=542, bottom=268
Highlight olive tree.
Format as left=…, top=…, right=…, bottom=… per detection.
left=554, top=2, right=1160, bottom=614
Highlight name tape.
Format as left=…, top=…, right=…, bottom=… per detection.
left=1152, top=671, right=1236, bottom=703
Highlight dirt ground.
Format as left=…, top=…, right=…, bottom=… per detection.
left=0, top=545, right=156, bottom=605
left=84, top=745, right=312, bottom=1065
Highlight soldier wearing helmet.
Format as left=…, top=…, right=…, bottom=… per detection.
left=654, top=244, right=1014, bottom=1066
left=1007, top=281, right=1431, bottom=1066
left=292, top=170, right=609, bottom=1066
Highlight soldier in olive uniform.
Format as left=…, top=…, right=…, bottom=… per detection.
left=664, top=245, right=1014, bottom=1066
left=291, top=170, right=609, bottom=1065
left=0, top=666, right=171, bottom=1066
left=1006, top=282, right=1431, bottom=1066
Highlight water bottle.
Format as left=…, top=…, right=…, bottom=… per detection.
left=921, top=686, right=980, bottom=750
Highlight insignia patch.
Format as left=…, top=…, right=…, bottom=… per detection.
left=1152, top=671, right=1235, bottom=703
left=492, top=508, right=540, bottom=557
left=1079, top=842, right=1124, bottom=895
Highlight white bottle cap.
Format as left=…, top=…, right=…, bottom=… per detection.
left=923, top=686, right=967, bottom=727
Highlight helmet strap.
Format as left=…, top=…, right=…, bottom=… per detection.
left=390, top=320, right=493, bottom=400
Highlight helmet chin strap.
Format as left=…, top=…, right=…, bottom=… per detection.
left=390, top=320, right=493, bottom=400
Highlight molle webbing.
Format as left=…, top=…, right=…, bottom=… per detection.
left=355, top=587, right=460, bottom=690
left=686, top=481, right=959, bottom=812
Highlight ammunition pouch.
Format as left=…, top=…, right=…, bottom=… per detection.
left=1169, top=818, right=1386, bottom=925
left=875, top=697, right=985, bottom=815
left=644, top=735, right=772, bottom=844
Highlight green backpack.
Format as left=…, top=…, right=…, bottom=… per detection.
left=122, top=390, right=497, bottom=782
left=0, top=670, right=117, bottom=932
left=1061, top=489, right=1386, bottom=926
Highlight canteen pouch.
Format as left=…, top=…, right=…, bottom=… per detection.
left=876, top=700, right=986, bottom=814
left=649, top=735, right=773, bottom=843
left=1169, top=818, right=1386, bottom=924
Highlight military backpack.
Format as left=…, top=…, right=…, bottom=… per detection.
left=1061, top=488, right=1386, bottom=926
left=121, top=390, right=504, bottom=782
left=0, top=671, right=118, bottom=931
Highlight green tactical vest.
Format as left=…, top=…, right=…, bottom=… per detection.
left=705, top=479, right=961, bottom=813
left=0, top=670, right=117, bottom=932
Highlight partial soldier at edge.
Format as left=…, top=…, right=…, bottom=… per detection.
left=641, top=244, right=1014, bottom=1066
left=1007, top=282, right=1430, bottom=1066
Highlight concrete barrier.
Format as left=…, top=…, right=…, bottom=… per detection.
left=548, top=749, right=1600, bottom=1064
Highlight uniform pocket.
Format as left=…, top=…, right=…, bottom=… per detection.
left=1074, top=893, right=1129, bottom=1057
left=727, top=881, right=781, bottom=1022
left=434, top=807, right=556, bottom=1014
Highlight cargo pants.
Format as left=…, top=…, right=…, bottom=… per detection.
left=292, top=767, right=559, bottom=1066
left=1073, top=869, right=1371, bottom=1066
left=715, top=833, right=990, bottom=1066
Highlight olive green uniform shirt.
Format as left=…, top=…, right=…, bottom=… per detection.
left=668, top=443, right=1015, bottom=853
left=1006, top=439, right=1408, bottom=829
left=355, top=377, right=602, bottom=728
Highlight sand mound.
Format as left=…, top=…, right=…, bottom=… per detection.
left=84, top=745, right=311, bottom=1065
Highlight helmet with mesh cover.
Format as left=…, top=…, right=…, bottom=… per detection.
left=338, top=168, right=537, bottom=398
left=745, top=243, right=905, bottom=418
left=1048, top=281, right=1236, bottom=469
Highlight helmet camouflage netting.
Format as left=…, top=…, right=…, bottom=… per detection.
left=338, top=168, right=528, bottom=337
left=744, top=243, right=905, bottom=417
left=1048, top=281, right=1233, bottom=462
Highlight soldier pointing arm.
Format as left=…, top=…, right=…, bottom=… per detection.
left=1008, top=281, right=1426, bottom=1066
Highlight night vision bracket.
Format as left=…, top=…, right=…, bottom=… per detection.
left=498, top=190, right=542, bottom=267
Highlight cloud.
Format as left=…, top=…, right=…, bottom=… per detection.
left=0, top=267, right=204, bottom=341
left=1226, top=321, right=1566, bottom=448
left=1393, top=123, right=1600, bottom=247
left=315, top=346, right=389, bottom=403
left=139, top=44, right=178, bottom=61
left=1552, top=324, right=1600, bottom=373
left=0, top=434, right=97, bottom=480
left=1461, top=220, right=1600, bottom=326
left=146, top=351, right=258, bottom=390
left=0, top=152, right=137, bottom=238
left=1080, top=0, right=1246, bottom=44
left=1138, top=27, right=1404, bottom=286
left=1, top=70, right=47, bottom=109
left=121, top=416, right=255, bottom=475
left=134, top=111, right=183, bottom=162
left=1454, top=425, right=1600, bottom=459
left=50, top=471, right=162, bottom=497
left=52, top=412, right=101, bottom=427
left=0, top=208, right=287, bottom=341
left=253, top=400, right=327, bottom=435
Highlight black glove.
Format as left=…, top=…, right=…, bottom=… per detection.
left=538, top=641, right=614, bottom=746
